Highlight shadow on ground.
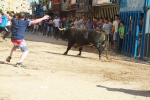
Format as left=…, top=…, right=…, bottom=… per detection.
left=44, top=51, right=96, bottom=60
left=97, top=85, right=150, bottom=97
left=0, top=61, right=14, bottom=66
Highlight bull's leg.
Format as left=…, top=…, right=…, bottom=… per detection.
left=64, top=41, right=75, bottom=55
left=98, top=48, right=102, bottom=59
left=78, top=47, right=83, bottom=56
left=94, top=43, right=102, bottom=59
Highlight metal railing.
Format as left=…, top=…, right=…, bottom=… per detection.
left=61, top=0, right=69, bottom=11
left=92, top=0, right=119, bottom=6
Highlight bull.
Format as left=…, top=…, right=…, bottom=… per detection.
left=59, top=28, right=108, bottom=59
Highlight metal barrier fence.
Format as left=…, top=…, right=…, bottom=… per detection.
left=143, top=7, right=150, bottom=59
left=118, top=11, right=142, bottom=58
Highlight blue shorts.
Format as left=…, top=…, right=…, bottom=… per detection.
left=113, top=32, right=117, bottom=40
left=47, top=26, right=53, bottom=32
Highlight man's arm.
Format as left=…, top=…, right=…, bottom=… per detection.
left=29, top=15, right=49, bottom=25
left=2, top=10, right=12, bottom=20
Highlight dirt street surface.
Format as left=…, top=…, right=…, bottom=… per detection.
left=0, top=32, right=150, bottom=100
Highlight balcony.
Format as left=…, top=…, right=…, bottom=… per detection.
left=68, top=0, right=77, bottom=11
left=53, top=3, right=61, bottom=13
left=61, top=0, right=69, bottom=11
left=76, top=0, right=92, bottom=12
left=32, top=3, right=44, bottom=14
left=92, top=0, right=119, bottom=6
left=61, top=0, right=76, bottom=11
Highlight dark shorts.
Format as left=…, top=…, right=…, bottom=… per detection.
left=107, top=34, right=113, bottom=43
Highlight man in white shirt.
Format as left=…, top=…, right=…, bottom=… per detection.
left=112, top=15, right=119, bottom=49
left=76, top=15, right=85, bottom=29
left=53, top=16, right=61, bottom=40
left=103, top=17, right=112, bottom=48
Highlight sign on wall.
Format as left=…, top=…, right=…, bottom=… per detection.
left=120, top=0, right=145, bottom=12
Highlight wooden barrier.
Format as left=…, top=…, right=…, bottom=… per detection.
left=75, top=6, right=119, bottom=20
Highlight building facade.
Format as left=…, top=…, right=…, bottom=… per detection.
left=0, top=0, right=29, bottom=13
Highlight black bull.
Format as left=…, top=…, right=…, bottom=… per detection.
left=59, top=28, right=108, bottom=59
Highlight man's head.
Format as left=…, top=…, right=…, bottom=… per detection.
left=115, top=15, right=119, bottom=20
left=139, top=19, right=143, bottom=25
left=19, top=12, right=25, bottom=19
left=15, top=13, right=19, bottom=19
left=104, top=17, right=108, bottom=23
left=82, top=15, right=85, bottom=19
left=87, top=18, right=91, bottom=23
left=120, top=20, right=125, bottom=26
left=55, top=16, right=58, bottom=19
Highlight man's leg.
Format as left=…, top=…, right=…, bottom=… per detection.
left=3, top=26, right=11, bottom=40
left=113, top=32, right=117, bottom=50
left=6, top=46, right=17, bottom=62
left=14, top=40, right=28, bottom=67
left=18, top=50, right=28, bottom=63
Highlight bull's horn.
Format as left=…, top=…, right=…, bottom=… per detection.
left=63, top=28, right=66, bottom=30
left=58, top=28, right=64, bottom=31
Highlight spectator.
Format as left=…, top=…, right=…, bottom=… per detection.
left=112, top=15, right=119, bottom=50
left=138, top=19, right=143, bottom=57
left=33, top=15, right=39, bottom=35
left=26, top=16, right=32, bottom=33
left=85, top=18, right=93, bottom=30
left=64, top=19, right=71, bottom=29
left=118, top=21, right=125, bottom=53
left=76, top=15, right=86, bottom=29
left=53, top=16, right=61, bottom=40
left=103, top=17, right=112, bottom=48
left=74, top=17, right=78, bottom=28
left=97, top=17, right=104, bottom=30
left=0, top=13, right=10, bottom=41
left=93, top=17, right=98, bottom=29
left=43, top=19, right=49, bottom=37
left=47, top=16, right=54, bottom=37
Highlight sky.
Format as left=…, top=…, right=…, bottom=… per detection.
left=28, top=0, right=39, bottom=4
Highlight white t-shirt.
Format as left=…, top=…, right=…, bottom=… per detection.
left=108, top=22, right=112, bottom=26
left=103, top=23, right=111, bottom=35
left=77, top=19, right=84, bottom=29
left=53, top=18, right=61, bottom=27
left=74, top=21, right=78, bottom=27
left=27, top=19, right=32, bottom=26
left=113, top=20, right=119, bottom=32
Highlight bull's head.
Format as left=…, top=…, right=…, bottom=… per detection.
left=59, top=28, right=72, bottom=40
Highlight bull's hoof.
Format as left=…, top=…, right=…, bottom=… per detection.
left=99, top=56, right=101, bottom=60
left=63, top=52, right=67, bottom=55
left=77, top=54, right=81, bottom=56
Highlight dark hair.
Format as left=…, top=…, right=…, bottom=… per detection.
left=115, top=14, right=119, bottom=17
left=120, top=20, right=125, bottom=25
left=104, top=17, right=108, bottom=20
left=19, top=12, right=25, bottom=18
